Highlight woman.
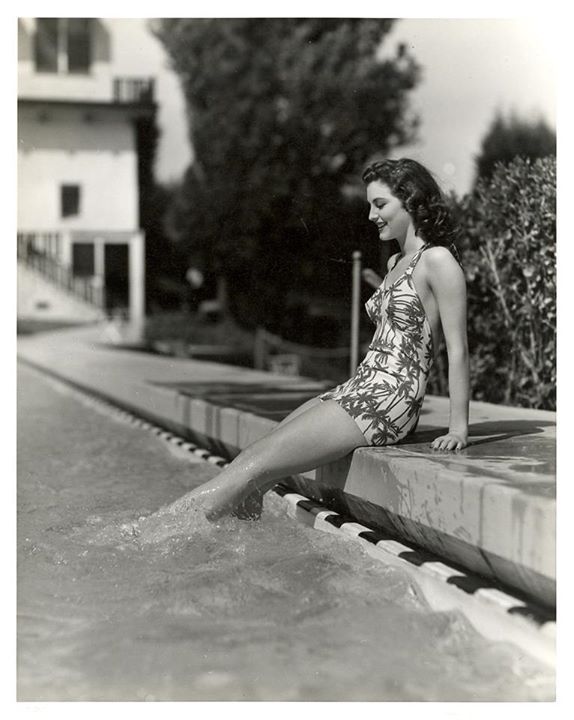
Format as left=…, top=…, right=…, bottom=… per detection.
left=171, top=158, right=469, bottom=520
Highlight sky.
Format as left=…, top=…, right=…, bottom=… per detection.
left=110, top=16, right=556, bottom=197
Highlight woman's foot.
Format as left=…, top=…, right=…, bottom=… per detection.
left=231, top=490, right=264, bottom=521
left=157, top=471, right=254, bottom=521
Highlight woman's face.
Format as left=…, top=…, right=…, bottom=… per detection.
left=366, top=180, right=412, bottom=243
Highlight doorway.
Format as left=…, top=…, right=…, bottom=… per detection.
left=104, top=243, right=129, bottom=315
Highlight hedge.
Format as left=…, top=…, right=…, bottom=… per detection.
left=428, top=156, right=556, bottom=410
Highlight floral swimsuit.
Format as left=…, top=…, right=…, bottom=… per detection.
left=318, top=244, right=434, bottom=446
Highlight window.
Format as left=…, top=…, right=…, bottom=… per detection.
left=67, top=19, right=92, bottom=73
left=34, top=18, right=58, bottom=72
left=72, top=243, right=95, bottom=277
left=35, top=19, right=92, bottom=74
left=61, top=185, right=81, bottom=218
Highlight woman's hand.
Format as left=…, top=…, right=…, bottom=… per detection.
left=431, top=431, right=468, bottom=452
left=362, top=268, right=383, bottom=289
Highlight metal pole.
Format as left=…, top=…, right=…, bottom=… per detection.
left=350, top=250, right=362, bottom=375
left=254, top=327, right=266, bottom=370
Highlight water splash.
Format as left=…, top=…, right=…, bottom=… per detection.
left=82, top=496, right=216, bottom=548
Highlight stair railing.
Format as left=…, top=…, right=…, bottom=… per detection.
left=17, top=232, right=104, bottom=310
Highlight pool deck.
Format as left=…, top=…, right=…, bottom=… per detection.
left=17, top=323, right=556, bottom=610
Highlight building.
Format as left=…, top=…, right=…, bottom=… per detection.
left=17, top=18, right=155, bottom=333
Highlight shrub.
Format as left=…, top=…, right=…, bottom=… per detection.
left=457, top=156, right=556, bottom=409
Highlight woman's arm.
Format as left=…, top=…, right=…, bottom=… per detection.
left=426, top=247, right=470, bottom=451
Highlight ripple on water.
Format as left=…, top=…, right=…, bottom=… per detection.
left=20, top=483, right=554, bottom=701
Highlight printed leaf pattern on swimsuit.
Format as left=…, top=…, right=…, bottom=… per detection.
left=319, top=244, right=434, bottom=446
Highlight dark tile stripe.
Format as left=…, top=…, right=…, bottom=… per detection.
left=295, top=499, right=323, bottom=513
left=273, top=485, right=291, bottom=498
left=446, top=575, right=496, bottom=594
left=324, top=514, right=355, bottom=529
left=508, top=605, right=555, bottom=625
left=358, top=529, right=395, bottom=544
left=398, top=549, right=435, bottom=567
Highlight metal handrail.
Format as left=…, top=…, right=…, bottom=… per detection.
left=112, top=77, right=155, bottom=104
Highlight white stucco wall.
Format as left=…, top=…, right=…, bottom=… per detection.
left=18, top=69, right=114, bottom=105
left=18, top=105, right=139, bottom=231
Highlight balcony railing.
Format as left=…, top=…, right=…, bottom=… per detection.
left=112, top=77, right=155, bottom=104
left=17, top=232, right=104, bottom=310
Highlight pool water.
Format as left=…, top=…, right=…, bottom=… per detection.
left=17, top=364, right=554, bottom=701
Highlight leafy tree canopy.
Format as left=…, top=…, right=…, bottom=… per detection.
left=153, top=18, right=420, bottom=331
left=474, top=111, right=555, bottom=186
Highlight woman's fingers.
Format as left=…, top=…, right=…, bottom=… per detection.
left=362, top=268, right=383, bottom=289
left=431, top=434, right=467, bottom=452
left=431, top=436, right=445, bottom=450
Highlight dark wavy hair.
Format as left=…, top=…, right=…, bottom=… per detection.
left=362, top=158, right=460, bottom=255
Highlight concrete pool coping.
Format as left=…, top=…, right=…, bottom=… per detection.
left=17, top=323, right=556, bottom=610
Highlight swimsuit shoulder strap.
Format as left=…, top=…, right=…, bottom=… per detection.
left=405, top=243, right=429, bottom=277
left=381, top=253, right=403, bottom=292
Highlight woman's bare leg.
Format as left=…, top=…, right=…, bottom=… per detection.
left=168, top=399, right=366, bottom=520
left=274, top=395, right=323, bottom=429
left=229, top=396, right=324, bottom=518
left=238, top=395, right=342, bottom=517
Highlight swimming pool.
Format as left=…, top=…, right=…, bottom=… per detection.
left=17, top=364, right=554, bottom=701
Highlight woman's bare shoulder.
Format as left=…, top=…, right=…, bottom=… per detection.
left=424, top=244, right=456, bottom=262
left=422, top=245, right=465, bottom=285
left=423, top=245, right=461, bottom=269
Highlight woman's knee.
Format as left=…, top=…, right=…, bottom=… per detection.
left=275, top=395, right=323, bottom=429
left=230, top=400, right=365, bottom=484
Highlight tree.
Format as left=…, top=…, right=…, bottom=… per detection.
left=153, top=19, right=420, bottom=335
left=135, top=115, right=188, bottom=312
left=474, top=111, right=555, bottom=185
